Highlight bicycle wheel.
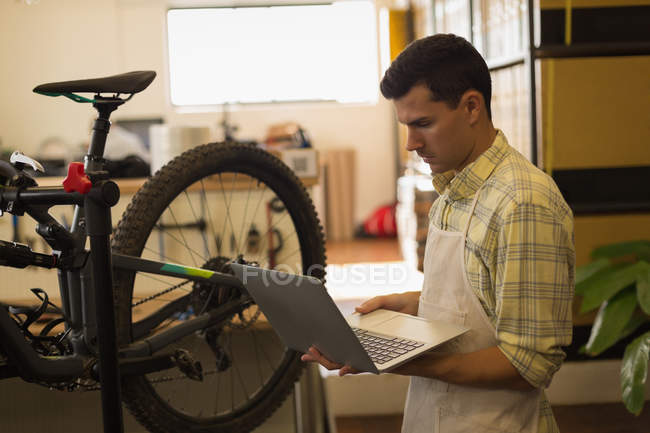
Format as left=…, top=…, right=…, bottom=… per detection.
left=112, top=142, right=326, bottom=433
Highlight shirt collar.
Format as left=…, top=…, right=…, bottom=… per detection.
left=431, top=130, right=510, bottom=201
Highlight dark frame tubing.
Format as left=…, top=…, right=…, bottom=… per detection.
left=119, top=296, right=253, bottom=359
left=0, top=274, right=249, bottom=383
left=83, top=100, right=125, bottom=433
left=111, top=253, right=246, bottom=289
left=0, top=186, right=85, bottom=206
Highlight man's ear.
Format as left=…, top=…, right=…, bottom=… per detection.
left=462, top=90, right=482, bottom=125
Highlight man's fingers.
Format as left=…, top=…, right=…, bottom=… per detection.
left=339, top=365, right=359, bottom=376
left=301, top=347, right=359, bottom=375
left=302, top=347, right=343, bottom=371
left=355, top=296, right=384, bottom=314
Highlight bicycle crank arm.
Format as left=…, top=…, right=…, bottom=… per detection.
left=120, top=297, right=253, bottom=359
left=116, top=349, right=203, bottom=380
left=115, top=352, right=175, bottom=377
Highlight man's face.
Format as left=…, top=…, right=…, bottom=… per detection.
left=394, top=84, right=475, bottom=174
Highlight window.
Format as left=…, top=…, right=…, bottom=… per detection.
left=167, top=1, right=378, bottom=106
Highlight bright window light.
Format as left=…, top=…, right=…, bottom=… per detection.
left=167, top=2, right=379, bottom=106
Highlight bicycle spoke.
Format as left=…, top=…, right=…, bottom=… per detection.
left=184, top=189, right=211, bottom=258
left=200, top=179, right=222, bottom=257
left=167, top=206, right=203, bottom=266
left=150, top=225, right=207, bottom=265
left=255, top=210, right=292, bottom=264
left=276, top=243, right=302, bottom=265
left=251, top=328, right=278, bottom=372
left=236, top=176, right=255, bottom=257
left=231, top=334, right=250, bottom=403
left=143, top=245, right=183, bottom=266
left=251, top=329, right=266, bottom=387
left=218, top=173, right=241, bottom=255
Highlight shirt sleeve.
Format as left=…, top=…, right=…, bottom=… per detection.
left=494, top=201, right=575, bottom=389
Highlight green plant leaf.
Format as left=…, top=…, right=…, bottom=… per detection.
left=637, top=267, right=650, bottom=315
left=575, top=261, right=626, bottom=296
left=620, top=312, right=650, bottom=341
left=592, top=241, right=650, bottom=262
left=621, top=331, right=650, bottom=415
left=585, top=287, right=639, bottom=356
left=576, top=258, right=612, bottom=286
left=580, top=261, right=650, bottom=313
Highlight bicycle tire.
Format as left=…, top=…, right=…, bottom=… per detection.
left=112, top=142, right=326, bottom=433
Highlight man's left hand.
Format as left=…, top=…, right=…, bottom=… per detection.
left=300, top=346, right=361, bottom=376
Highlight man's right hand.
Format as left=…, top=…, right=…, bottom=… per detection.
left=355, top=291, right=421, bottom=316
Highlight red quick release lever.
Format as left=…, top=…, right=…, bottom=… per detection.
left=63, top=162, right=92, bottom=194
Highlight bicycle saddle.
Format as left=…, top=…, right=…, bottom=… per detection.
left=33, top=71, right=156, bottom=96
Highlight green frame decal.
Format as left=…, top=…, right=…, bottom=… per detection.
left=161, top=263, right=215, bottom=279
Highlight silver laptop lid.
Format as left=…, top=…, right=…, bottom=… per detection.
left=230, top=264, right=378, bottom=373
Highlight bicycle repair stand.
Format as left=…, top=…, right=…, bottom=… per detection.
left=80, top=97, right=126, bottom=433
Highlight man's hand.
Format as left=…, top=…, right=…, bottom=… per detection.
left=300, top=291, right=421, bottom=375
left=355, top=291, right=421, bottom=316
left=300, top=346, right=361, bottom=376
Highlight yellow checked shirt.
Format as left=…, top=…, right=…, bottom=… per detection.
left=429, top=130, right=575, bottom=433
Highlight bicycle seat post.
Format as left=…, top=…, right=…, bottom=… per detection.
left=86, top=97, right=123, bottom=171
left=85, top=97, right=125, bottom=433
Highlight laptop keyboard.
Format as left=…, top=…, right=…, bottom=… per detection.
left=352, top=327, right=424, bottom=365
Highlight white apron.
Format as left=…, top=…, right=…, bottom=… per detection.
left=401, top=189, right=540, bottom=433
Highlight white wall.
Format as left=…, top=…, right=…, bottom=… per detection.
left=0, top=0, right=397, bottom=224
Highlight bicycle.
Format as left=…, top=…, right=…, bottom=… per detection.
left=0, top=71, right=326, bottom=433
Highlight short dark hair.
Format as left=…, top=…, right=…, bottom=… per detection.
left=380, top=34, right=492, bottom=119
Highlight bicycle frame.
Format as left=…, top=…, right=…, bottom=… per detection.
left=0, top=97, right=252, bottom=433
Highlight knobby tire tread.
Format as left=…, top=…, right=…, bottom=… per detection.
left=112, top=142, right=326, bottom=433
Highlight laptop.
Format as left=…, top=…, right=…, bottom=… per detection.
left=230, top=264, right=469, bottom=374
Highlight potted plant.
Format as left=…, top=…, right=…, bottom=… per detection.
left=576, top=240, right=650, bottom=415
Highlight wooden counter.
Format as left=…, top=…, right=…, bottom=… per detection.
left=35, top=175, right=318, bottom=195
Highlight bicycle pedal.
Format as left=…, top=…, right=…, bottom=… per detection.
left=173, top=349, right=203, bottom=382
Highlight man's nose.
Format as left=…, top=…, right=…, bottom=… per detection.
left=405, top=131, right=423, bottom=152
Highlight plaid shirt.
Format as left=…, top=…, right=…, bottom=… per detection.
left=429, top=130, right=575, bottom=433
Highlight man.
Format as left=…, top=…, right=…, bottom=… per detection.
left=302, top=34, right=575, bottom=432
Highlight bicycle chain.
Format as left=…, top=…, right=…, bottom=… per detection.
left=119, top=269, right=260, bottom=388
left=132, top=280, right=193, bottom=307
